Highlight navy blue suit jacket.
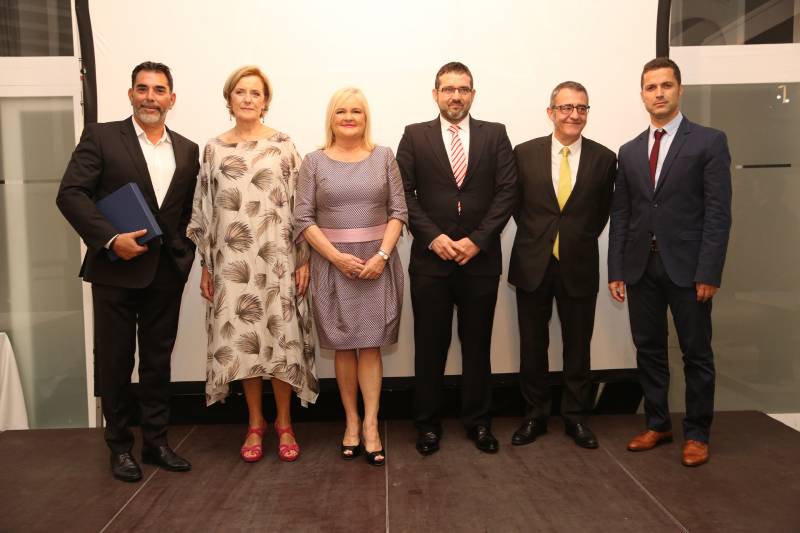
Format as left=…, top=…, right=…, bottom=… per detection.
left=608, top=117, right=732, bottom=288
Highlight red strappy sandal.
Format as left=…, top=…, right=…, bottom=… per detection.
left=240, top=425, right=267, bottom=463
left=274, top=422, right=300, bottom=462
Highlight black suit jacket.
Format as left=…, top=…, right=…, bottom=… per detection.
left=57, top=117, right=200, bottom=288
left=396, top=116, right=517, bottom=277
left=509, top=135, right=616, bottom=298
left=608, top=117, right=732, bottom=287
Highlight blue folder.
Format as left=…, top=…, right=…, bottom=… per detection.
left=96, top=182, right=163, bottom=261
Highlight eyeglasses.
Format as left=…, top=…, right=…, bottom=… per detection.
left=438, top=86, right=473, bottom=96
left=552, top=104, right=590, bottom=115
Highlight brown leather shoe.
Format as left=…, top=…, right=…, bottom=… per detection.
left=627, top=430, right=673, bottom=451
left=682, top=440, right=709, bottom=467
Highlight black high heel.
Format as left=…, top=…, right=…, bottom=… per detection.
left=365, top=448, right=385, bottom=467
left=341, top=441, right=361, bottom=460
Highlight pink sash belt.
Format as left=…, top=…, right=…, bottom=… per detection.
left=319, top=223, right=386, bottom=243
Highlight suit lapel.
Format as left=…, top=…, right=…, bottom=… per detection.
left=465, top=117, right=484, bottom=186
left=121, top=117, right=159, bottom=211
left=654, top=118, right=691, bottom=197
left=539, top=137, right=559, bottom=208
left=564, top=138, right=591, bottom=210
left=632, top=128, right=652, bottom=198
left=424, top=117, right=455, bottom=183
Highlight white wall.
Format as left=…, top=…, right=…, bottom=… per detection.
left=88, top=0, right=659, bottom=381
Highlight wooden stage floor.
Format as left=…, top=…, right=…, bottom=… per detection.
left=1, top=411, right=798, bottom=532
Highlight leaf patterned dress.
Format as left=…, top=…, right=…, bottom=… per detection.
left=187, top=132, right=318, bottom=406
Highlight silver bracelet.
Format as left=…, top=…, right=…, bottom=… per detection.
left=377, top=249, right=390, bottom=261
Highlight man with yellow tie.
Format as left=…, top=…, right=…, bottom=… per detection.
left=508, top=81, right=616, bottom=448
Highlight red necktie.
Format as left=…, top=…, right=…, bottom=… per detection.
left=649, top=129, right=666, bottom=187
left=448, top=124, right=467, bottom=188
left=448, top=124, right=467, bottom=214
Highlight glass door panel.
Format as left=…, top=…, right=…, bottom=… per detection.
left=0, top=96, right=87, bottom=427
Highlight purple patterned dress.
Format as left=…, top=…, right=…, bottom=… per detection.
left=294, top=146, right=408, bottom=350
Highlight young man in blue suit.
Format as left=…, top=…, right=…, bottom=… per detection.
left=608, top=58, right=732, bottom=467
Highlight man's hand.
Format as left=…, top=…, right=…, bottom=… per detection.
left=608, top=280, right=626, bottom=302
left=695, top=282, right=718, bottom=303
left=112, top=229, right=148, bottom=260
left=358, top=254, right=386, bottom=280
left=295, top=262, right=310, bottom=296
left=200, top=265, right=214, bottom=302
left=430, top=234, right=460, bottom=261
left=453, top=237, right=480, bottom=266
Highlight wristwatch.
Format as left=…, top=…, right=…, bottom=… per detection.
left=377, top=249, right=390, bottom=261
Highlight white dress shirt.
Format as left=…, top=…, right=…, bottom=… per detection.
left=440, top=114, right=470, bottom=166
left=551, top=134, right=582, bottom=195
left=132, top=118, right=176, bottom=207
left=648, top=112, right=683, bottom=186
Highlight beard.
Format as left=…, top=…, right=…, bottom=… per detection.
left=439, top=100, right=470, bottom=122
left=134, top=104, right=165, bottom=125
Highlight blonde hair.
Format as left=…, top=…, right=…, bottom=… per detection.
left=222, top=65, right=273, bottom=117
left=324, top=87, right=374, bottom=150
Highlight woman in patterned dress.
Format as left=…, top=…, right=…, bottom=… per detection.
left=295, top=87, right=407, bottom=466
left=187, top=66, right=317, bottom=463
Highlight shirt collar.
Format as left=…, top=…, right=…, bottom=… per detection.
left=132, top=117, right=172, bottom=146
left=650, top=111, right=683, bottom=137
left=440, top=114, right=470, bottom=133
left=551, top=133, right=582, bottom=156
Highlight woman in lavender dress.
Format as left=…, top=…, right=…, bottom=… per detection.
left=295, top=87, right=407, bottom=466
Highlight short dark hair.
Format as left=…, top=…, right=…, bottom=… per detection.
left=640, top=57, right=681, bottom=88
left=549, top=81, right=588, bottom=107
left=131, top=61, right=174, bottom=92
left=435, top=61, right=473, bottom=89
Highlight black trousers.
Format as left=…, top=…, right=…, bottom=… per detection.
left=410, top=271, right=499, bottom=433
left=517, top=257, right=597, bottom=424
left=92, top=250, right=185, bottom=453
left=627, top=251, right=715, bottom=442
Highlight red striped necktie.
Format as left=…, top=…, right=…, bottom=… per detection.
left=448, top=124, right=467, bottom=188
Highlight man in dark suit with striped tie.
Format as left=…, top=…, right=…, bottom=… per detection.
left=396, top=62, right=517, bottom=455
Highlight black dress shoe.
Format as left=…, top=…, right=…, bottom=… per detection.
left=512, top=418, right=548, bottom=446
left=110, top=452, right=142, bottom=482
left=565, top=422, right=599, bottom=449
left=467, top=425, right=499, bottom=454
left=142, top=445, right=192, bottom=471
left=416, top=431, right=440, bottom=456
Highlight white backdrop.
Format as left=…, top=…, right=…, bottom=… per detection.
left=87, top=0, right=656, bottom=381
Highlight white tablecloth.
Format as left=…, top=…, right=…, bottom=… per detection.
left=0, top=332, right=29, bottom=430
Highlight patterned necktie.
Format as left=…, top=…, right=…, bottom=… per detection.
left=553, top=146, right=572, bottom=260
left=448, top=124, right=467, bottom=188
left=649, top=129, right=666, bottom=187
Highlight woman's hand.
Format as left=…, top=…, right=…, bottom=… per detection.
left=333, top=252, right=365, bottom=279
left=200, top=266, right=214, bottom=302
left=358, top=254, right=386, bottom=280
left=295, top=262, right=310, bottom=296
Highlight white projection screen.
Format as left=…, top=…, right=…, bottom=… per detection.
left=86, top=0, right=659, bottom=382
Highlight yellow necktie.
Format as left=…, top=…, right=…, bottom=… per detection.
left=553, top=146, right=572, bottom=260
